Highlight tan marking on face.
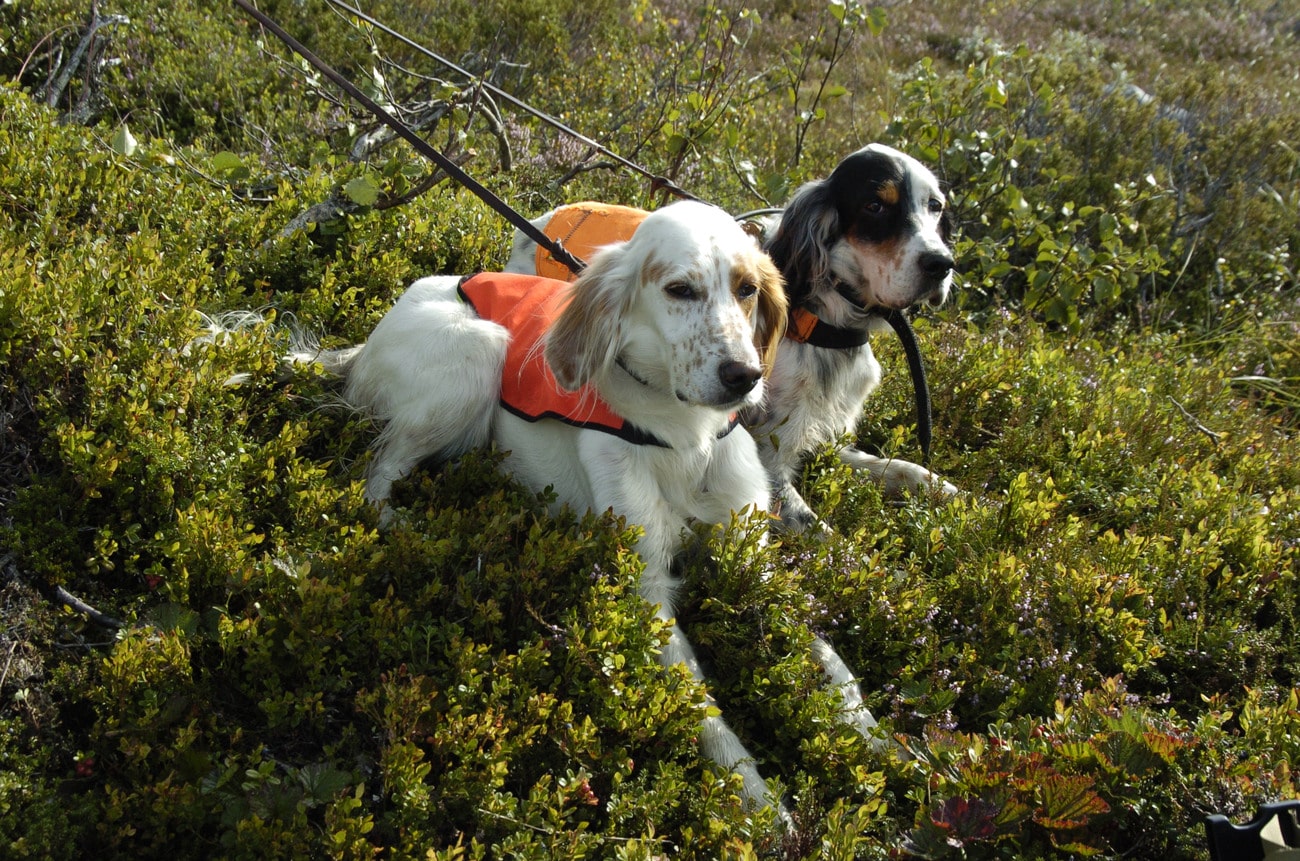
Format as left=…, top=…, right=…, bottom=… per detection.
left=844, top=234, right=906, bottom=306
left=730, top=264, right=759, bottom=314
left=731, top=250, right=787, bottom=376
left=640, top=257, right=673, bottom=288
left=848, top=233, right=907, bottom=272
left=877, top=180, right=900, bottom=207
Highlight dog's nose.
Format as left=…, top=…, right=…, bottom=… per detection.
left=719, top=360, right=762, bottom=396
left=920, top=250, right=954, bottom=278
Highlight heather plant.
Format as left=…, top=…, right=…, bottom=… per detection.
left=2, top=1, right=1299, bottom=859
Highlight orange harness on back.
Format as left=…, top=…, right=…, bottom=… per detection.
left=458, top=272, right=672, bottom=447
left=534, top=203, right=650, bottom=281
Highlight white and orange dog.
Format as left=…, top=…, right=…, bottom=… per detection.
left=292, top=201, right=892, bottom=815
left=507, top=144, right=959, bottom=532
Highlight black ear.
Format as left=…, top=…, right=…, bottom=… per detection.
left=764, top=179, right=836, bottom=304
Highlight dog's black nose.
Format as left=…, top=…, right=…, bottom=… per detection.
left=719, top=360, right=762, bottom=396
left=920, top=250, right=954, bottom=278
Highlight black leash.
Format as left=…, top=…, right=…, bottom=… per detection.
left=846, top=283, right=934, bottom=463
left=792, top=298, right=933, bottom=464
left=319, top=0, right=700, bottom=204
left=232, top=0, right=587, bottom=276
left=236, top=0, right=936, bottom=463
left=882, top=310, right=933, bottom=464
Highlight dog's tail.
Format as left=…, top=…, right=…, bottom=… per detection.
left=286, top=327, right=364, bottom=379
left=192, top=310, right=364, bottom=382
left=189, top=310, right=276, bottom=387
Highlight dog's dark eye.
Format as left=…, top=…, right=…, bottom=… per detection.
left=862, top=201, right=885, bottom=216
left=928, top=198, right=945, bottom=214
left=736, top=282, right=758, bottom=300
left=665, top=282, right=697, bottom=300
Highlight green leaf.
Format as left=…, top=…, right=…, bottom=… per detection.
left=211, top=151, right=249, bottom=182
left=866, top=6, right=887, bottom=35
left=111, top=124, right=137, bottom=157
left=1033, top=772, right=1109, bottom=830
left=211, top=151, right=241, bottom=172
left=1092, top=275, right=1118, bottom=303
left=985, top=79, right=1008, bottom=109
left=297, top=763, right=354, bottom=804
left=344, top=176, right=380, bottom=207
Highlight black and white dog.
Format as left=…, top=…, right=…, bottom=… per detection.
left=506, top=144, right=959, bottom=532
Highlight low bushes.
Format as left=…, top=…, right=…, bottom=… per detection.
left=2, top=0, right=1298, bottom=857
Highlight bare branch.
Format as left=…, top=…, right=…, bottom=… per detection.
left=2, top=553, right=124, bottom=631
left=1168, top=395, right=1223, bottom=444
left=38, top=3, right=129, bottom=116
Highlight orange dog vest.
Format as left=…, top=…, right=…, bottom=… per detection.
left=457, top=272, right=671, bottom=447
left=534, top=203, right=649, bottom=281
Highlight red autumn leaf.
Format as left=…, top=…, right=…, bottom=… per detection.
left=932, top=796, right=1000, bottom=843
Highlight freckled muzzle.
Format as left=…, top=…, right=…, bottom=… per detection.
left=675, top=358, right=763, bottom=406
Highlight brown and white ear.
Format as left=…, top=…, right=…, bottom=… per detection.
left=544, top=243, right=633, bottom=390
left=753, top=254, right=788, bottom=378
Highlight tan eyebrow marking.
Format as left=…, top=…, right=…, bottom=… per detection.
left=641, top=257, right=672, bottom=286
left=877, top=180, right=900, bottom=206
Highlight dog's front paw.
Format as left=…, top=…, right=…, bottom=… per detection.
left=889, top=466, right=960, bottom=500
left=772, top=484, right=830, bottom=535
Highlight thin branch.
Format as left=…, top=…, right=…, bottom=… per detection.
left=472, top=87, right=512, bottom=173
left=40, top=4, right=130, bottom=112
left=349, top=100, right=453, bottom=161
left=46, top=584, right=125, bottom=630
left=0, top=640, right=18, bottom=693
left=1168, top=395, right=1223, bottom=444
left=2, top=552, right=124, bottom=630
left=278, top=197, right=357, bottom=238
left=373, top=152, right=468, bottom=210
left=552, top=156, right=621, bottom=190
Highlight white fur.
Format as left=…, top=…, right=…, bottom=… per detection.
left=295, top=201, right=804, bottom=814
left=507, top=144, right=959, bottom=534
left=497, top=151, right=956, bottom=813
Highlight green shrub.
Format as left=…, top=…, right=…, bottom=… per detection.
left=2, top=1, right=1299, bottom=858
left=886, top=37, right=1300, bottom=332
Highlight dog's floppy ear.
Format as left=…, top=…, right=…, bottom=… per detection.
left=753, top=254, right=788, bottom=378
left=545, top=244, right=632, bottom=390
left=765, top=180, right=836, bottom=304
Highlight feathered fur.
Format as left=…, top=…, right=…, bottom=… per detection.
left=506, top=143, right=959, bottom=533
left=290, top=201, right=828, bottom=815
